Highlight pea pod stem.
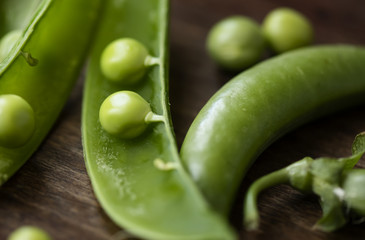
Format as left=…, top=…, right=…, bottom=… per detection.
left=244, top=168, right=289, bottom=230
left=244, top=132, right=365, bottom=231
left=145, top=111, right=166, bottom=123
left=145, top=55, right=161, bottom=66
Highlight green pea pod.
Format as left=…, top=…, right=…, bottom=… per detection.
left=180, top=45, right=365, bottom=215
left=0, top=0, right=102, bottom=185
left=82, top=0, right=235, bottom=239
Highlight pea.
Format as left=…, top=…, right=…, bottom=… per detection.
left=82, top=0, right=235, bottom=239
left=262, top=7, right=313, bottom=53
left=0, top=30, right=22, bottom=62
left=206, top=16, right=266, bottom=71
left=180, top=45, right=365, bottom=216
left=100, top=38, right=158, bottom=85
left=0, top=94, right=35, bottom=148
left=8, top=226, right=51, bottom=240
left=99, top=91, right=164, bottom=139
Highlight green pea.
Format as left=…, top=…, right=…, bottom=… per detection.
left=262, top=7, right=313, bottom=53
left=8, top=226, right=51, bottom=240
left=342, top=169, right=365, bottom=216
left=100, top=38, right=158, bottom=85
left=206, top=16, right=266, bottom=71
left=99, top=91, right=163, bottom=139
left=0, top=30, right=22, bottom=62
left=0, top=94, right=35, bottom=148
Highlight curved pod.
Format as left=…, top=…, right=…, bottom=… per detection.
left=0, top=0, right=102, bottom=185
left=82, top=0, right=234, bottom=239
left=180, top=45, right=365, bottom=215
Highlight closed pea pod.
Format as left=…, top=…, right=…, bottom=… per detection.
left=180, top=45, right=365, bottom=215
left=82, top=0, right=234, bottom=239
left=0, top=0, right=102, bottom=185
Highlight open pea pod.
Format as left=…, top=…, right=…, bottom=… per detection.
left=0, top=0, right=102, bottom=185
left=82, top=0, right=235, bottom=239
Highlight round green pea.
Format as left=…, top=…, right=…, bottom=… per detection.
left=206, top=16, right=266, bottom=71
left=342, top=169, right=365, bottom=216
left=0, top=30, right=22, bottom=62
left=8, top=226, right=51, bottom=240
left=100, top=38, right=149, bottom=85
left=99, top=91, right=152, bottom=139
left=0, top=94, right=35, bottom=148
left=262, top=7, right=313, bottom=53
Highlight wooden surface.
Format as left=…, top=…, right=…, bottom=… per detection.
left=1, top=0, right=365, bottom=239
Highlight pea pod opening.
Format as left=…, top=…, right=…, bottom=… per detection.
left=81, top=0, right=235, bottom=239
left=0, top=0, right=102, bottom=185
left=180, top=45, right=365, bottom=215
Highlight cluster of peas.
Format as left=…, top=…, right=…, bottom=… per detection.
left=0, top=37, right=160, bottom=151
left=207, top=7, right=313, bottom=71
left=0, top=7, right=313, bottom=150
left=98, top=7, right=314, bottom=140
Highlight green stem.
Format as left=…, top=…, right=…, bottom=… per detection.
left=244, top=168, right=290, bottom=230
left=145, top=111, right=165, bottom=123
left=144, top=55, right=160, bottom=66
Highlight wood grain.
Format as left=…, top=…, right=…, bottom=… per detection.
left=1, top=0, right=365, bottom=239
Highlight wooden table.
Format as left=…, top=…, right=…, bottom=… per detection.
left=1, top=0, right=365, bottom=239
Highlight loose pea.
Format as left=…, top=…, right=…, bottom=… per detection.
left=262, top=7, right=313, bottom=53
left=0, top=30, right=22, bottom=62
left=8, top=226, right=51, bottom=240
left=0, top=94, right=35, bottom=148
left=100, top=38, right=157, bottom=85
left=206, top=16, right=266, bottom=71
left=99, top=91, right=163, bottom=139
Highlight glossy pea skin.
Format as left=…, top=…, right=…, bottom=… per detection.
left=100, top=38, right=149, bottom=84
left=0, top=94, right=35, bottom=148
left=180, top=45, right=365, bottom=215
left=99, top=91, right=151, bottom=139
left=207, top=16, right=266, bottom=71
left=262, top=7, right=313, bottom=53
left=8, top=226, right=51, bottom=240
